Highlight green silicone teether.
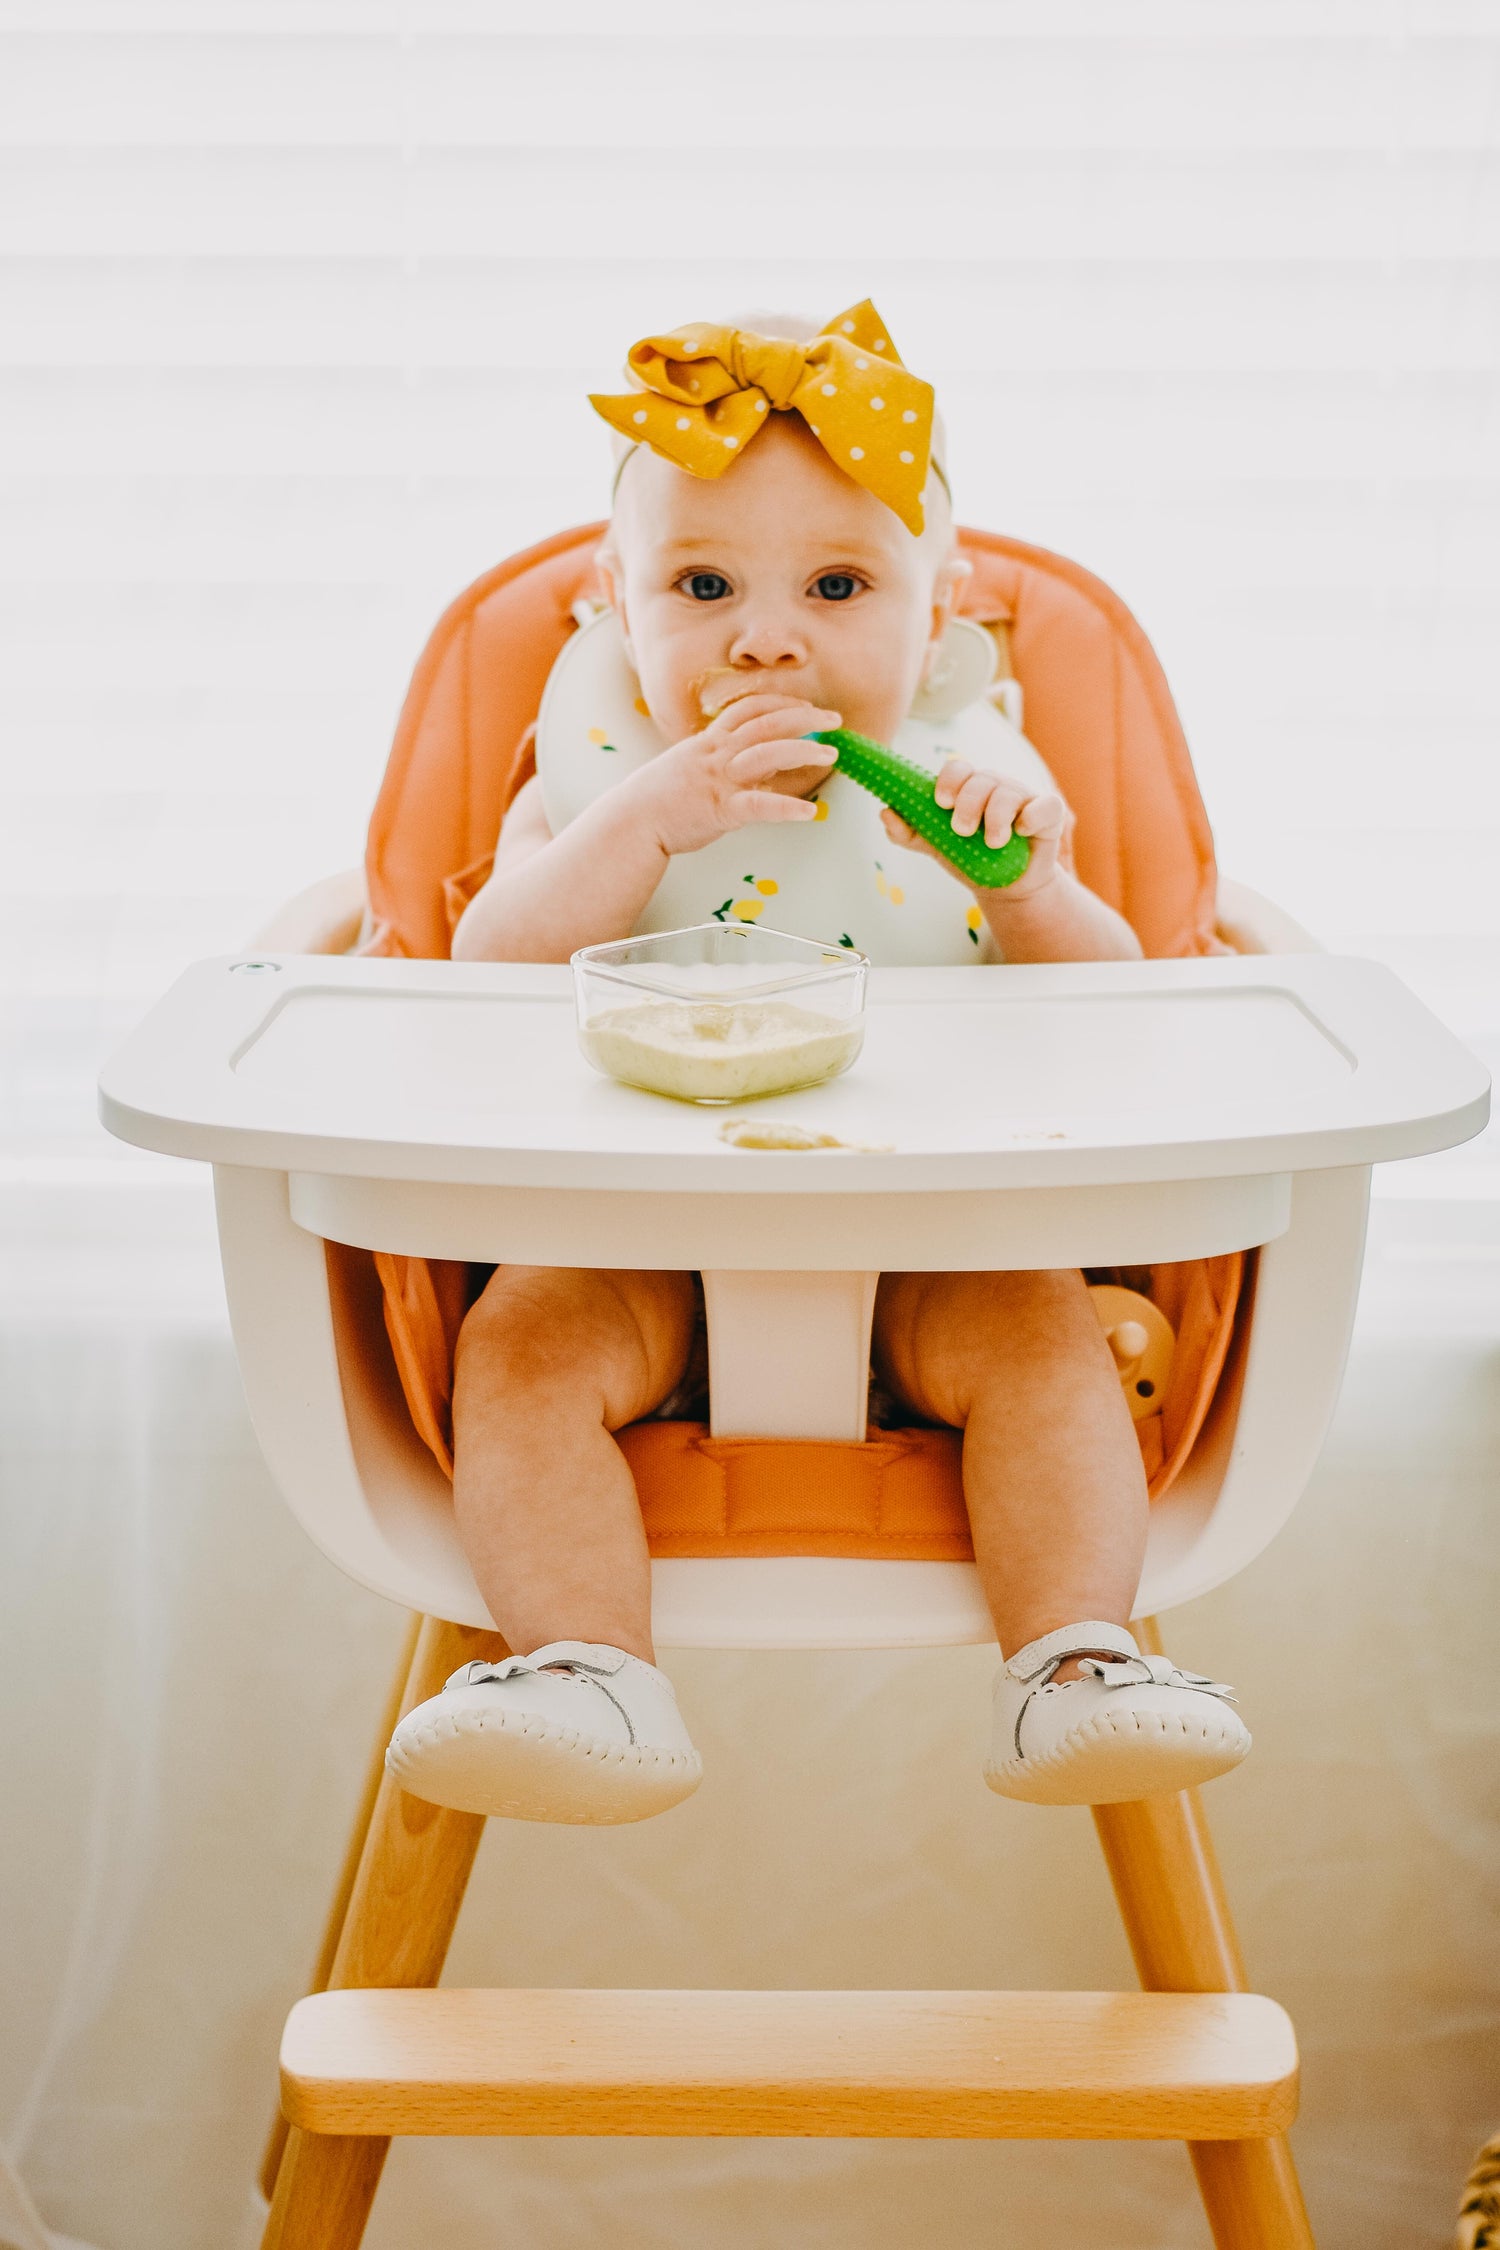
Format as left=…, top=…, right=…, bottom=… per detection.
left=806, top=727, right=1032, bottom=889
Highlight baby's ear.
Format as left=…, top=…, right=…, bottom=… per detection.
left=936, top=551, right=973, bottom=608
left=927, top=551, right=971, bottom=647
left=594, top=538, right=622, bottom=611
left=592, top=540, right=639, bottom=670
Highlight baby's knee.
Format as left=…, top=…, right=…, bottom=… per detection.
left=958, top=1269, right=1098, bottom=1369
left=455, top=1264, right=695, bottom=1418
left=456, top=1265, right=617, bottom=1392
left=981, top=1267, right=1091, bottom=1325
left=880, top=1268, right=1092, bottom=1416
left=907, top=1267, right=1084, bottom=1347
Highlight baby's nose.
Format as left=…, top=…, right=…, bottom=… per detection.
left=729, top=615, right=810, bottom=670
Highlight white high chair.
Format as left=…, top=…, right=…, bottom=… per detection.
left=97, top=527, right=1489, bottom=2250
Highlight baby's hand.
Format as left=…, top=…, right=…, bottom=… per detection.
left=881, top=758, right=1069, bottom=899
left=628, top=693, right=841, bottom=858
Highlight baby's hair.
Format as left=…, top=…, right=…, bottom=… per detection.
left=718, top=308, right=822, bottom=340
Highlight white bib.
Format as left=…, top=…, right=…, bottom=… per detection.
left=535, top=609, right=1058, bottom=967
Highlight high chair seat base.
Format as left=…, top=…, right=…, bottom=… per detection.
left=279, top=1984, right=1299, bottom=2142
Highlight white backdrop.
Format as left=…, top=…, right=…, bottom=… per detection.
left=4, top=5, right=1500, bottom=2246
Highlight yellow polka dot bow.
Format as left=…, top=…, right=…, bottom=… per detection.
left=589, top=299, right=936, bottom=536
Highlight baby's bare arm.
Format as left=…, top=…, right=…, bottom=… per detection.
left=452, top=692, right=839, bottom=964
left=452, top=774, right=670, bottom=963
left=978, top=872, right=1142, bottom=963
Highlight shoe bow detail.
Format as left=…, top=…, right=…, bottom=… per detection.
left=443, top=1646, right=641, bottom=1744
left=1078, top=1653, right=1237, bottom=1703
left=449, top=1655, right=616, bottom=1688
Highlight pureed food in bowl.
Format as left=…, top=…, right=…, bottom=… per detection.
left=573, top=924, right=868, bottom=1104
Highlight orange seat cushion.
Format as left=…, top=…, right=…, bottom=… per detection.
left=622, top=1422, right=970, bottom=1560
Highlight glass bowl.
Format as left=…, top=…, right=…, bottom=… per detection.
left=572, top=923, right=868, bottom=1104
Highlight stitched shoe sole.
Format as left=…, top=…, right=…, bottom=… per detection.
left=984, top=1705, right=1251, bottom=1807
left=386, top=1706, right=703, bottom=1824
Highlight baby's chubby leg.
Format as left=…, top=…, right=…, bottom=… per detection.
left=451, top=1264, right=696, bottom=1664
left=873, top=1268, right=1147, bottom=1662
left=874, top=1270, right=1248, bottom=1805
left=386, top=1266, right=705, bottom=1824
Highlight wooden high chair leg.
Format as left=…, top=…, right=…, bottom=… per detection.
left=259, top=1611, right=423, bottom=2201
left=1093, top=1650, right=1315, bottom=2250
left=260, top=1613, right=504, bottom=2250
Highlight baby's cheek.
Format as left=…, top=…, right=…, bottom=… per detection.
left=837, top=677, right=916, bottom=742
left=827, top=627, right=927, bottom=739
left=621, top=603, right=708, bottom=738
left=632, top=658, right=701, bottom=742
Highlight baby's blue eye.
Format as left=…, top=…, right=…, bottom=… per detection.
left=686, top=572, right=731, bottom=601
left=814, top=573, right=859, bottom=602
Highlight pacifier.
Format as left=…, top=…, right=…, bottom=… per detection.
left=1087, top=1285, right=1176, bottom=1421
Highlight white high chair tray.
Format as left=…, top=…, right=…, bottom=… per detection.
left=103, top=951, right=1487, bottom=1176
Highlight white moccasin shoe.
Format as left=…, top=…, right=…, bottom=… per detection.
left=386, top=1640, right=703, bottom=1824
left=985, top=1621, right=1250, bottom=1807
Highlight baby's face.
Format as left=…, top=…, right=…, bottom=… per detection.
left=600, top=413, right=959, bottom=747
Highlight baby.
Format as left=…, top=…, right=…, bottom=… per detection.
left=387, top=304, right=1249, bottom=1822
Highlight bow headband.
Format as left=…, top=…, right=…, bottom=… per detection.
left=589, top=299, right=938, bottom=537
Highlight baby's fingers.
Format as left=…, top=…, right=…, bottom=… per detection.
left=727, top=787, right=822, bottom=827
left=1015, top=791, right=1067, bottom=841
left=728, top=734, right=837, bottom=783
left=981, top=784, right=1029, bottom=849
left=882, top=805, right=956, bottom=868
left=952, top=771, right=1021, bottom=842
left=718, top=702, right=840, bottom=753
left=932, top=757, right=977, bottom=811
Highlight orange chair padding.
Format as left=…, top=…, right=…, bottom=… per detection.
left=362, top=524, right=1242, bottom=1556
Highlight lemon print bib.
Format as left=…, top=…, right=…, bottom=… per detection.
left=535, top=609, right=1059, bottom=967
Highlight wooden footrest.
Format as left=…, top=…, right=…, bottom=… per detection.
left=281, top=1988, right=1298, bottom=2141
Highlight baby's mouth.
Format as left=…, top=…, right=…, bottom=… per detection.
left=694, top=667, right=820, bottom=721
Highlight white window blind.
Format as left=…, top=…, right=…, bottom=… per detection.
left=4, top=1, right=1499, bottom=1162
